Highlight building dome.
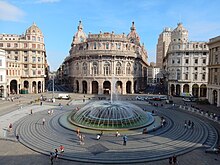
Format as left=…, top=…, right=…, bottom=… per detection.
left=72, top=21, right=87, bottom=44
left=171, top=23, right=188, bottom=43
left=68, top=101, right=154, bottom=130
left=25, top=22, right=43, bottom=35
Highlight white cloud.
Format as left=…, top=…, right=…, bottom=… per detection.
left=35, top=0, right=60, bottom=3
left=0, top=1, right=25, bottom=22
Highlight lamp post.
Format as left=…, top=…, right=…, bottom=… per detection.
left=52, top=73, right=55, bottom=102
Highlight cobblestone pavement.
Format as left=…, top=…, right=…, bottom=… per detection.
left=0, top=92, right=219, bottom=165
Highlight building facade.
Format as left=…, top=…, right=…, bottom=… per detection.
left=207, top=36, right=220, bottom=107
left=156, top=27, right=172, bottom=68
left=63, top=21, right=148, bottom=94
left=164, top=23, right=209, bottom=97
left=147, top=62, right=162, bottom=84
left=0, top=23, right=48, bottom=95
left=0, top=49, right=7, bottom=97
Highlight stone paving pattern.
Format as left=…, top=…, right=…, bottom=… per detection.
left=0, top=93, right=220, bottom=165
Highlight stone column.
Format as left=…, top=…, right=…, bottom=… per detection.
left=87, top=81, right=92, bottom=94
left=98, top=80, right=103, bottom=94
left=79, top=80, right=83, bottom=93
left=217, top=89, right=220, bottom=107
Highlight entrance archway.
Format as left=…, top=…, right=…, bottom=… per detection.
left=200, top=84, right=207, bottom=97
left=116, top=81, right=122, bottom=94
left=103, top=81, right=111, bottom=94
left=126, top=81, right=131, bottom=94
left=82, top=81, right=87, bottom=94
left=10, top=80, right=17, bottom=94
left=24, top=81, right=29, bottom=89
left=170, top=84, right=175, bottom=96
left=92, top=81, right=98, bottom=94
left=76, top=80, right=79, bottom=93
left=192, top=84, right=199, bottom=97
left=176, top=84, right=180, bottom=96
left=38, top=81, right=41, bottom=93
left=183, top=84, right=189, bottom=93
left=213, top=90, right=218, bottom=105
left=32, top=81, right=36, bottom=93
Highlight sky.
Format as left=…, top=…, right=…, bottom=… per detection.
left=0, top=0, right=220, bottom=71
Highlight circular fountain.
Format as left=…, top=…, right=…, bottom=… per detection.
left=68, top=100, right=154, bottom=131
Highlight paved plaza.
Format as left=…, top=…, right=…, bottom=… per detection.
left=0, top=93, right=220, bottom=165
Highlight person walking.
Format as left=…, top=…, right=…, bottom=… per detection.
left=8, top=123, right=12, bottom=132
left=49, top=152, right=54, bottom=165
left=123, top=135, right=127, bottom=146
left=191, top=121, right=194, bottom=129
left=60, top=145, right=64, bottom=153
left=172, top=154, right=177, bottom=164
left=169, top=156, right=172, bottom=164
left=42, top=118, right=45, bottom=125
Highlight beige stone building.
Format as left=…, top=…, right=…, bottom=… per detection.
left=0, top=23, right=48, bottom=95
left=164, top=23, right=209, bottom=97
left=207, top=36, right=220, bottom=107
left=0, top=49, right=7, bottom=97
left=156, top=27, right=172, bottom=68
left=63, top=21, right=148, bottom=94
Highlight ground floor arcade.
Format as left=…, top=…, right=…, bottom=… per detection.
left=72, top=78, right=142, bottom=95
left=168, top=82, right=207, bottom=97
left=7, top=78, right=45, bottom=95
left=207, top=86, right=220, bottom=107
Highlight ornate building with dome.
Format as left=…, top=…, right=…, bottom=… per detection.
left=61, top=21, right=148, bottom=94
left=0, top=23, right=48, bottom=95
left=163, top=23, right=209, bottom=97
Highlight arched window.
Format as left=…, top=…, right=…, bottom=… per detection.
left=116, top=62, right=122, bottom=75
left=92, top=62, right=98, bottom=75
left=134, top=63, right=137, bottom=74
left=177, top=69, right=181, bottom=80
left=94, top=42, right=97, bottom=49
left=82, top=62, right=87, bottom=75
left=106, top=42, right=109, bottom=49
left=103, top=62, right=110, bottom=76
left=126, top=63, right=131, bottom=75
left=76, top=62, right=79, bottom=70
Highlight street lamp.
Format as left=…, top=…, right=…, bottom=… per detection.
left=52, top=73, right=55, bottom=102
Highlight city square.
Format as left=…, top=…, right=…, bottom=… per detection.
left=0, top=92, right=220, bottom=164
left=0, top=0, right=220, bottom=165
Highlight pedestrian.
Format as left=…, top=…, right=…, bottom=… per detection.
left=173, top=154, right=177, bottom=164
left=50, top=152, right=54, bottom=165
left=123, top=135, right=127, bottom=146
left=16, top=134, right=19, bottom=141
left=42, top=118, right=45, bottom=125
left=8, top=123, right=12, bottom=132
left=184, top=120, right=187, bottom=128
left=169, top=156, right=172, bottom=164
left=54, top=148, right=58, bottom=159
left=30, top=109, right=33, bottom=115
left=116, top=131, right=120, bottom=137
left=188, top=120, right=191, bottom=129
left=60, top=145, right=64, bottom=153
left=191, top=121, right=194, bottom=129
left=40, top=101, right=43, bottom=106
left=77, top=128, right=80, bottom=136
left=48, top=110, right=51, bottom=115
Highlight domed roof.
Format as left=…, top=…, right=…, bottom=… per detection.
left=127, top=22, right=141, bottom=45
left=173, top=23, right=188, bottom=33
left=25, top=22, right=43, bottom=35
left=68, top=101, right=154, bottom=130
left=72, top=21, right=87, bottom=44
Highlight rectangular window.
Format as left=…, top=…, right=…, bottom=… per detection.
left=203, top=52, right=206, bottom=55
left=24, top=43, right=28, bottom=48
left=24, top=56, right=28, bottom=62
left=203, top=67, right=206, bottom=71
left=203, top=59, right=206, bottom=64
left=32, top=44, right=36, bottom=49
left=38, top=57, right=41, bottom=62
left=32, top=64, right=36, bottom=68
left=32, top=36, right=36, bottom=41
left=24, top=51, right=28, bottom=55
left=15, top=51, right=18, bottom=54
left=32, top=70, right=36, bottom=75
left=194, top=74, right=197, bottom=80
left=194, top=59, right=198, bottom=64
left=24, top=64, right=28, bottom=68
left=202, top=74, right=205, bottom=80
left=185, top=59, right=189, bottom=64
left=14, top=56, right=18, bottom=61
left=0, top=75, right=2, bottom=81
left=186, top=52, right=189, bottom=55
left=185, top=74, right=188, bottom=80
left=7, top=43, right=11, bottom=47
left=32, top=57, right=36, bottom=63
left=14, top=43, right=18, bottom=47
left=0, top=59, right=2, bottom=66
left=194, top=67, right=198, bottom=71
left=0, top=43, right=3, bottom=47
